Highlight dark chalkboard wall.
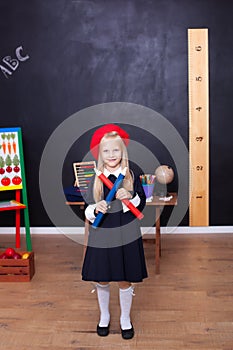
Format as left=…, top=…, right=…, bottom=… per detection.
left=0, top=0, right=233, bottom=227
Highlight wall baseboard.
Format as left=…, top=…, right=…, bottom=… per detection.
left=0, top=226, right=232, bottom=235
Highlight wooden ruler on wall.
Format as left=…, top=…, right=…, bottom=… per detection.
left=188, top=28, right=209, bottom=226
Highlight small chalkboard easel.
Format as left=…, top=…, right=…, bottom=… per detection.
left=0, top=127, right=32, bottom=251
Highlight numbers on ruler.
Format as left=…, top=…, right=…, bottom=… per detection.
left=194, top=45, right=204, bottom=82
left=193, top=41, right=205, bottom=174
left=195, top=45, right=202, bottom=51
left=193, top=46, right=204, bottom=112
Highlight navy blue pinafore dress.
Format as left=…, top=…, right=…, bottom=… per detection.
left=81, top=173, right=148, bottom=282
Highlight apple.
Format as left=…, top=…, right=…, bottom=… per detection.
left=12, top=252, right=22, bottom=259
left=4, top=247, right=16, bottom=258
left=0, top=252, right=7, bottom=259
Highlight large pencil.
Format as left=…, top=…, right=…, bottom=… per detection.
left=92, top=168, right=127, bottom=229
left=95, top=168, right=144, bottom=220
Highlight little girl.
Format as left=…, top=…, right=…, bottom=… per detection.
left=82, top=124, right=148, bottom=339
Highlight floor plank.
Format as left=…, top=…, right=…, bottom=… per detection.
left=0, top=233, right=233, bottom=349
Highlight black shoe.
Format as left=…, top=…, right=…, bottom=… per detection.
left=97, top=324, right=110, bottom=337
left=121, top=325, right=134, bottom=340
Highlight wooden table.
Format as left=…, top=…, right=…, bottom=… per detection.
left=66, top=192, right=177, bottom=274
left=146, top=192, right=177, bottom=274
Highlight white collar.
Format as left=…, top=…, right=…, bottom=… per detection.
left=103, top=167, right=122, bottom=178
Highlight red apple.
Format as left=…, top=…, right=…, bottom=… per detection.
left=13, top=252, right=22, bottom=259
left=0, top=252, right=7, bottom=259
left=4, top=247, right=16, bottom=258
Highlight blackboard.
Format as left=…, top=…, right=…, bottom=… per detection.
left=0, top=0, right=233, bottom=226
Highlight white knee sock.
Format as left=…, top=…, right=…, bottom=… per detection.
left=119, top=286, right=134, bottom=330
left=96, top=283, right=110, bottom=327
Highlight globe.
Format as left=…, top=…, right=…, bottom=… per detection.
left=155, top=165, right=174, bottom=185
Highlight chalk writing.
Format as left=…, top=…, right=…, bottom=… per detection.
left=0, top=46, right=29, bottom=78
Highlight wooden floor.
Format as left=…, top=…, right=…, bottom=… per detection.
left=0, top=233, right=233, bottom=350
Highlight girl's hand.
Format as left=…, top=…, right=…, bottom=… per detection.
left=116, top=188, right=132, bottom=200
left=95, top=200, right=108, bottom=214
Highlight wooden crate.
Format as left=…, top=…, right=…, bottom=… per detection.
left=0, top=251, right=35, bottom=282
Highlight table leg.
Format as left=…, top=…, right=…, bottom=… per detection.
left=155, top=206, right=161, bottom=274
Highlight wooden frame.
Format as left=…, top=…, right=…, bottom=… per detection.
left=73, top=161, right=96, bottom=189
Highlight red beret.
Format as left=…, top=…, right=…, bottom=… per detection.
left=90, top=124, right=129, bottom=159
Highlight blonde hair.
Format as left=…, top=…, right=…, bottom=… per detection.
left=93, top=132, right=133, bottom=202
